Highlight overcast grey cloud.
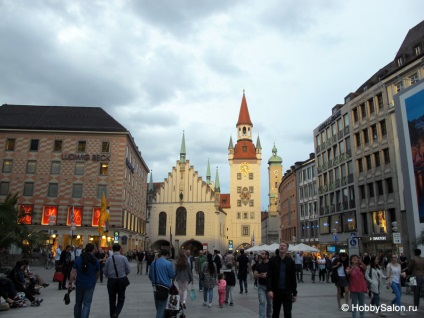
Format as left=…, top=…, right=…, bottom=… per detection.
left=1, top=0, right=423, bottom=209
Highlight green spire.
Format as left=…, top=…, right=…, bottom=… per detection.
left=228, top=135, right=234, bottom=149
left=206, top=158, right=211, bottom=184
left=256, top=135, right=262, bottom=149
left=214, top=167, right=220, bottom=192
left=268, top=143, right=283, bottom=165
left=180, top=130, right=186, bottom=163
left=148, top=170, right=153, bottom=193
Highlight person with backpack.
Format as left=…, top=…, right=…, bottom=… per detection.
left=68, top=243, right=100, bottom=318
left=365, top=256, right=386, bottom=317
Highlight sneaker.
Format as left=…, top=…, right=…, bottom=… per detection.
left=379, top=313, right=386, bottom=317
left=31, top=301, right=40, bottom=307
left=42, top=283, right=49, bottom=288
left=224, top=301, right=228, bottom=304
left=219, top=305, right=223, bottom=308
left=245, top=290, right=248, bottom=294
left=239, top=291, right=243, bottom=294
left=208, top=303, right=212, bottom=308
left=203, top=302, right=207, bottom=306
left=230, top=302, right=233, bottom=306
left=399, top=312, right=406, bottom=316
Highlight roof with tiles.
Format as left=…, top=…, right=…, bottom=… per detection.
left=233, top=140, right=257, bottom=159
left=236, top=93, right=253, bottom=127
left=0, top=104, right=128, bottom=132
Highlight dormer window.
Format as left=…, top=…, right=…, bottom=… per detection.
left=415, top=44, right=422, bottom=56
left=397, top=56, right=403, bottom=67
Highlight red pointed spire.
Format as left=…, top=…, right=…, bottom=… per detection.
left=236, top=90, right=253, bottom=127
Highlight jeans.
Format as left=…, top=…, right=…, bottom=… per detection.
left=203, top=287, right=213, bottom=303
left=74, top=286, right=95, bottom=318
left=295, top=265, right=303, bottom=281
left=390, top=282, right=401, bottom=307
left=258, top=284, right=272, bottom=318
left=225, top=285, right=234, bottom=303
left=413, top=275, right=423, bottom=308
left=272, top=289, right=292, bottom=318
left=370, top=291, right=380, bottom=307
left=107, top=279, right=127, bottom=317
left=350, top=292, right=365, bottom=318
left=310, top=269, right=316, bottom=282
left=137, top=261, right=143, bottom=274
left=153, top=294, right=167, bottom=318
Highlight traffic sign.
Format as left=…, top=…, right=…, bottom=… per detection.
left=393, top=233, right=401, bottom=244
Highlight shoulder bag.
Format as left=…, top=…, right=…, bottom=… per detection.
left=112, top=255, right=130, bottom=287
left=154, top=261, right=170, bottom=300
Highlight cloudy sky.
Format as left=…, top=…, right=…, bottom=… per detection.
left=1, top=0, right=423, bottom=208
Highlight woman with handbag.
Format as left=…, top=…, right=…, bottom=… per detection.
left=365, top=256, right=386, bottom=317
left=346, top=255, right=367, bottom=318
left=386, top=254, right=405, bottom=316
left=104, top=244, right=131, bottom=318
left=174, top=252, right=192, bottom=309
left=201, top=253, right=217, bottom=308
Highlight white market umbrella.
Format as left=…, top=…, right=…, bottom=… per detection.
left=289, top=243, right=319, bottom=253
left=264, top=243, right=280, bottom=251
left=245, top=244, right=269, bottom=252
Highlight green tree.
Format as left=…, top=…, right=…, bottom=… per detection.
left=0, top=193, right=48, bottom=253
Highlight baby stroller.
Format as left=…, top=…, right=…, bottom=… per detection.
left=405, top=276, right=416, bottom=295
left=165, top=284, right=185, bottom=318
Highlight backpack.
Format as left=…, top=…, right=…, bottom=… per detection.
left=81, top=252, right=95, bottom=272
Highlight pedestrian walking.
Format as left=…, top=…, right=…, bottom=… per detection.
left=174, top=252, right=193, bottom=309
left=217, top=273, right=226, bottom=308
left=136, top=250, right=145, bottom=275
left=224, top=263, right=236, bottom=306
left=404, top=248, right=424, bottom=309
left=294, top=252, right=304, bottom=283
left=346, top=255, right=367, bottom=318
left=202, top=253, right=217, bottom=307
left=365, top=255, right=386, bottom=317
left=331, top=252, right=349, bottom=310
left=103, top=244, right=131, bottom=318
left=68, top=243, right=100, bottom=318
left=386, top=254, right=404, bottom=315
left=237, top=249, right=249, bottom=294
left=254, top=250, right=272, bottom=318
left=266, top=241, right=297, bottom=318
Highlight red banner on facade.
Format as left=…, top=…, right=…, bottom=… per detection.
left=41, top=206, right=58, bottom=225
left=67, top=206, right=83, bottom=226
left=18, top=205, right=33, bottom=224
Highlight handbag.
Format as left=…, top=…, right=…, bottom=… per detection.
left=112, top=256, right=130, bottom=287
left=53, top=271, right=64, bottom=282
left=154, top=261, right=169, bottom=300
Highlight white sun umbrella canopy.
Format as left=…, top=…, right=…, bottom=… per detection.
left=264, top=243, right=280, bottom=252
left=245, top=244, right=268, bottom=252
left=289, top=243, right=319, bottom=253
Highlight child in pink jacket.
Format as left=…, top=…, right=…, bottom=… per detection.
left=217, top=273, right=227, bottom=308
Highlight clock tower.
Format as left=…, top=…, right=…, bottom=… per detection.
left=227, top=91, right=262, bottom=250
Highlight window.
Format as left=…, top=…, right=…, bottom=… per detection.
left=377, top=180, right=383, bottom=196
left=196, top=211, right=205, bottom=236
left=353, top=108, right=359, bottom=122
left=237, top=212, right=241, bottom=219
left=414, top=45, right=422, bottom=56
left=368, top=183, right=374, bottom=198
left=50, top=161, right=61, bottom=174
left=371, top=125, right=378, bottom=141
left=410, top=73, right=419, bottom=84
left=0, top=182, right=10, bottom=195
left=77, top=141, right=86, bottom=152
left=358, top=158, right=364, bottom=173
left=237, top=200, right=241, bottom=207
left=101, top=142, right=110, bottom=153
left=99, top=163, right=108, bottom=175
left=175, top=207, right=187, bottom=235
left=365, top=155, right=371, bottom=171
left=397, top=57, right=403, bottom=66
left=5, top=139, right=15, bottom=151
left=249, top=186, right=254, bottom=193
left=97, top=185, right=107, bottom=199
left=54, top=140, right=62, bottom=152
left=26, top=160, right=37, bottom=174
left=2, top=159, right=13, bottom=173
left=377, top=94, right=383, bottom=109
left=75, top=162, right=85, bottom=175
left=360, top=185, right=365, bottom=200
left=360, top=103, right=366, bottom=118
left=250, top=212, right=255, bottom=219
left=344, top=113, right=349, bottom=127
left=249, top=173, right=253, bottom=180
left=23, top=182, right=34, bottom=196
left=72, top=184, right=83, bottom=198
left=243, top=212, right=248, bottom=219
left=249, top=200, right=254, bottom=207
left=369, top=99, right=375, bottom=115
left=380, top=120, right=387, bottom=136
left=242, top=145, right=247, bottom=152
left=363, top=129, right=369, bottom=144
left=386, top=178, right=393, bottom=194
left=29, top=139, right=39, bottom=151
left=242, top=226, right=250, bottom=236
left=396, top=81, right=404, bottom=93
left=48, top=183, right=58, bottom=197
left=158, top=212, right=167, bottom=235
left=237, top=186, right=242, bottom=193
left=383, top=149, right=390, bottom=164
left=355, top=133, right=361, bottom=148
left=237, top=173, right=241, bottom=180
left=374, top=152, right=381, bottom=167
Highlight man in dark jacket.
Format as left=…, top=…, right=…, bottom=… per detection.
left=266, top=241, right=297, bottom=318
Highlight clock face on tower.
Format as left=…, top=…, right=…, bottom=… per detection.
left=240, top=162, right=250, bottom=174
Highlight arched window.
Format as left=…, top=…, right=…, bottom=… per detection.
left=196, top=211, right=205, bottom=236
left=175, top=207, right=187, bottom=235
left=158, top=212, right=166, bottom=236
